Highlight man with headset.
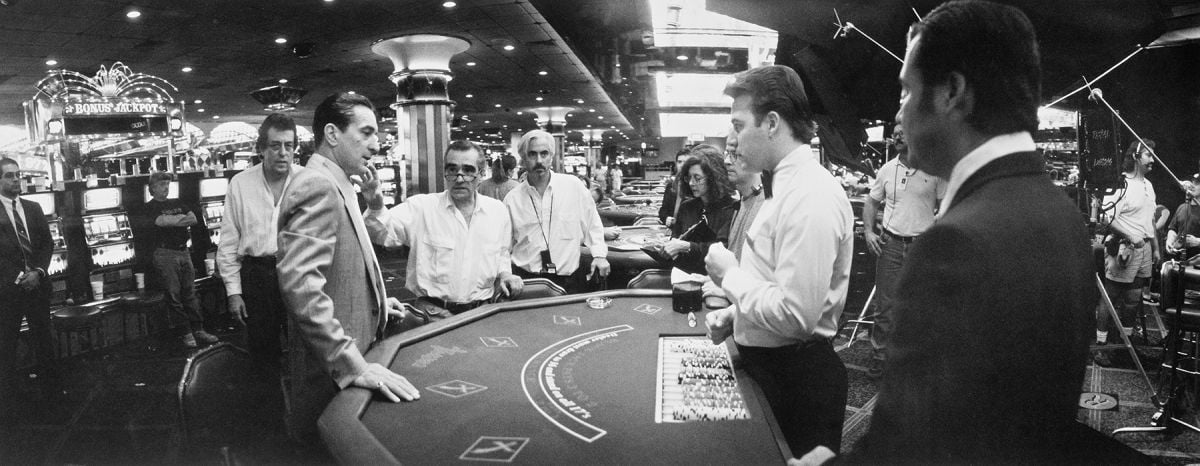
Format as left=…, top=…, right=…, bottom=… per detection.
left=1094, top=139, right=1159, bottom=366
left=861, top=123, right=945, bottom=378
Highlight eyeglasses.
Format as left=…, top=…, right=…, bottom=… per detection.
left=443, top=166, right=479, bottom=181
left=687, top=175, right=707, bottom=184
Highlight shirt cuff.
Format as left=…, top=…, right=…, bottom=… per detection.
left=224, top=282, right=242, bottom=297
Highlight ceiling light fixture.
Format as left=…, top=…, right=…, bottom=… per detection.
left=275, top=37, right=287, bottom=44
left=278, top=78, right=288, bottom=84
left=494, top=104, right=501, bottom=108
left=45, top=59, right=57, bottom=66
left=213, top=115, right=220, bottom=119
left=181, top=66, right=193, bottom=72
left=126, top=9, right=141, bottom=19
left=676, top=55, right=688, bottom=60
left=251, top=84, right=308, bottom=112
left=197, top=108, right=205, bottom=112
left=466, top=61, right=476, bottom=66
left=443, top=1, right=456, bottom=7
left=535, top=97, right=543, bottom=101
left=538, top=71, right=548, bottom=76
left=193, top=99, right=202, bottom=104
left=465, top=93, right=473, bottom=98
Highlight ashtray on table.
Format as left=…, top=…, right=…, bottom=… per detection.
left=587, top=297, right=613, bottom=309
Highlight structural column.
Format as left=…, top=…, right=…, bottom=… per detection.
left=372, top=34, right=470, bottom=196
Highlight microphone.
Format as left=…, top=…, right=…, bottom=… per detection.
left=1088, top=88, right=1104, bottom=102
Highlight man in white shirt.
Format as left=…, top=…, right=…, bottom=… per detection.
left=704, top=65, right=854, bottom=456
left=217, top=113, right=302, bottom=374
left=1095, top=139, right=1160, bottom=365
left=505, top=129, right=609, bottom=293
left=361, top=140, right=523, bottom=316
left=860, top=123, right=945, bottom=378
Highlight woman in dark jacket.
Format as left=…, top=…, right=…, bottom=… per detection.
left=663, top=144, right=737, bottom=274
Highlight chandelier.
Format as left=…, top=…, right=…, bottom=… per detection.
left=250, top=85, right=307, bottom=111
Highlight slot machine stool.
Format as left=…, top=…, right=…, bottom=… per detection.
left=120, top=291, right=166, bottom=342
left=51, top=304, right=108, bottom=358
left=1116, top=261, right=1200, bottom=435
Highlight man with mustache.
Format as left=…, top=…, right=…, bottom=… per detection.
left=217, top=113, right=303, bottom=376
left=505, top=129, right=609, bottom=292
left=360, top=139, right=523, bottom=317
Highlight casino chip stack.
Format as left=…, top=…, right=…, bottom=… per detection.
left=657, top=338, right=749, bottom=422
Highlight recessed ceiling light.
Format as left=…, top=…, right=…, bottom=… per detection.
left=535, top=97, right=543, bottom=101
left=466, top=61, right=476, bottom=67
left=443, top=1, right=456, bottom=7
left=181, top=66, right=193, bottom=73
left=494, top=104, right=501, bottom=108
left=598, top=116, right=604, bottom=120
left=538, top=71, right=548, bottom=76
left=676, top=55, right=688, bottom=60
left=275, top=37, right=287, bottom=44
left=193, top=99, right=202, bottom=104
left=484, top=120, right=490, bottom=124
left=213, top=115, right=220, bottom=119
left=197, top=108, right=205, bottom=112
left=347, top=90, right=355, bottom=94
left=576, top=99, right=585, bottom=104
left=126, top=9, right=141, bottom=19
left=610, top=125, right=615, bottom=128
left=588, top=108, right=595, bottom=113
left=45, top=59, right=57, bottom=66
left=516, top=111, right=523, bottom=115
left=465, top=94, right=473, bottom=98
left=503, top=44, right=515, bottom=51
left=279, top=78, right=288, bottom=84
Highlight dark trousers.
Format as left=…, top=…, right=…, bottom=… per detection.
left=737, top=339, right=848, bottom=456
left=0, top=285, right=54, bottom=400
left=153, top=248, right=203, bottom=334
left=511, top=265, right=588, bottom=294
left=241, top=256, right=286, bottom=375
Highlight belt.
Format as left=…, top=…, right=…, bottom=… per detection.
left=158, top=244, right=189, bottom=251
left=242, top=255, right=277, bottom=266
left=883, top=228, right=916, bottom=243
left=419, top=296, right=486, bottom=314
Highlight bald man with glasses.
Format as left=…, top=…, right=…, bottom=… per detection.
left=361, top=140, right=523, bottom=318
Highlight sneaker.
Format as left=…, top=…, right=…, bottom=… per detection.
left=193, top=330, right=219, bottom=345
left=181, top=333, right=198, bottom=348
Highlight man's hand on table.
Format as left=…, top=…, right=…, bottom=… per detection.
left=589, top=257, right=611, bottom=280
left=705, top=307, right=734, bottom=345
left=663, top=238, right=690, bottom=258
left=351, top=363, right=420, bottom=402
left=497, top=272, right=524, bottom=298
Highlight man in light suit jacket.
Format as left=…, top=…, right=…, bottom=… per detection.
left=0, top=157, right=55, bottom=415
left=276, top=93, right=419, bottom=446
left=796, top=2, right=1131, bottom=464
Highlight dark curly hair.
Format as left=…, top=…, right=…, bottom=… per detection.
left=679, top=144, right=734, bottom=203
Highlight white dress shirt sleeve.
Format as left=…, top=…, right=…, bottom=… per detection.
left=364, top=201, right=414, bottom=248
left=216, top=187, right=243, bottom=296
left=723, top=205, right=841, bottom=339
left=579, top=183, right=608, bottom=259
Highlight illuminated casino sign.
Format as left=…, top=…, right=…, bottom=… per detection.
left=23, top=62, right=186, bottom=143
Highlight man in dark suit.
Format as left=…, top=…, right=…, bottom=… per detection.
left=0, top=157, right=55, bottom=411
left=796, top=1, right=1104, bottom=463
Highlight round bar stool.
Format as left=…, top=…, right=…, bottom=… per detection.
left=51, top=305, right=106, bottom=358
left=120, top=291, right=166, bottom=342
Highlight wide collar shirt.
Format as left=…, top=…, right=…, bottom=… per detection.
left=505, top=171, right=607, bottom=276
left=870, top=158, right=945, bottom=236
left=216, top=162, right=302, bottom=296
left=937, top=132, right=1036, bottom=218
left=721, top=145, right=855, bottom=347
left=365, top=191, right=513, bottom=303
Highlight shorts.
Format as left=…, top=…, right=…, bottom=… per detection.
left=1104, top=241, right=1153, bottom=283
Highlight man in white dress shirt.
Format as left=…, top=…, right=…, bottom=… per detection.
left=217, top=113, right=302, bottom=374
left=361, top=140, right=523, bottom=317
left=505, top=129, right=609, bottom=293
left=704, top=65, right=854, bottom=456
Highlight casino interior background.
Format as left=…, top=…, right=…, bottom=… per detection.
left=2, top=0, right=1200, bottom=463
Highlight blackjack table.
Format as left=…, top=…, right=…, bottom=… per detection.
left=611, top=194, right=662, bottom=205
left=319, top=289, right=791, bottom=465
left=598, top=203, right=660, bottom=226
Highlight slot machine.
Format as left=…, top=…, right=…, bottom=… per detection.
left=375, top=164, right=399, bottom=207
left=198, top=177, right=228, bottom=266
left=23, top=191, right=69, bottom=304
left=81, top=186, right=136, bottom=299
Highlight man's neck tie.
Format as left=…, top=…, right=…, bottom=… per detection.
left=12, top=199, right=31, bottom=270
